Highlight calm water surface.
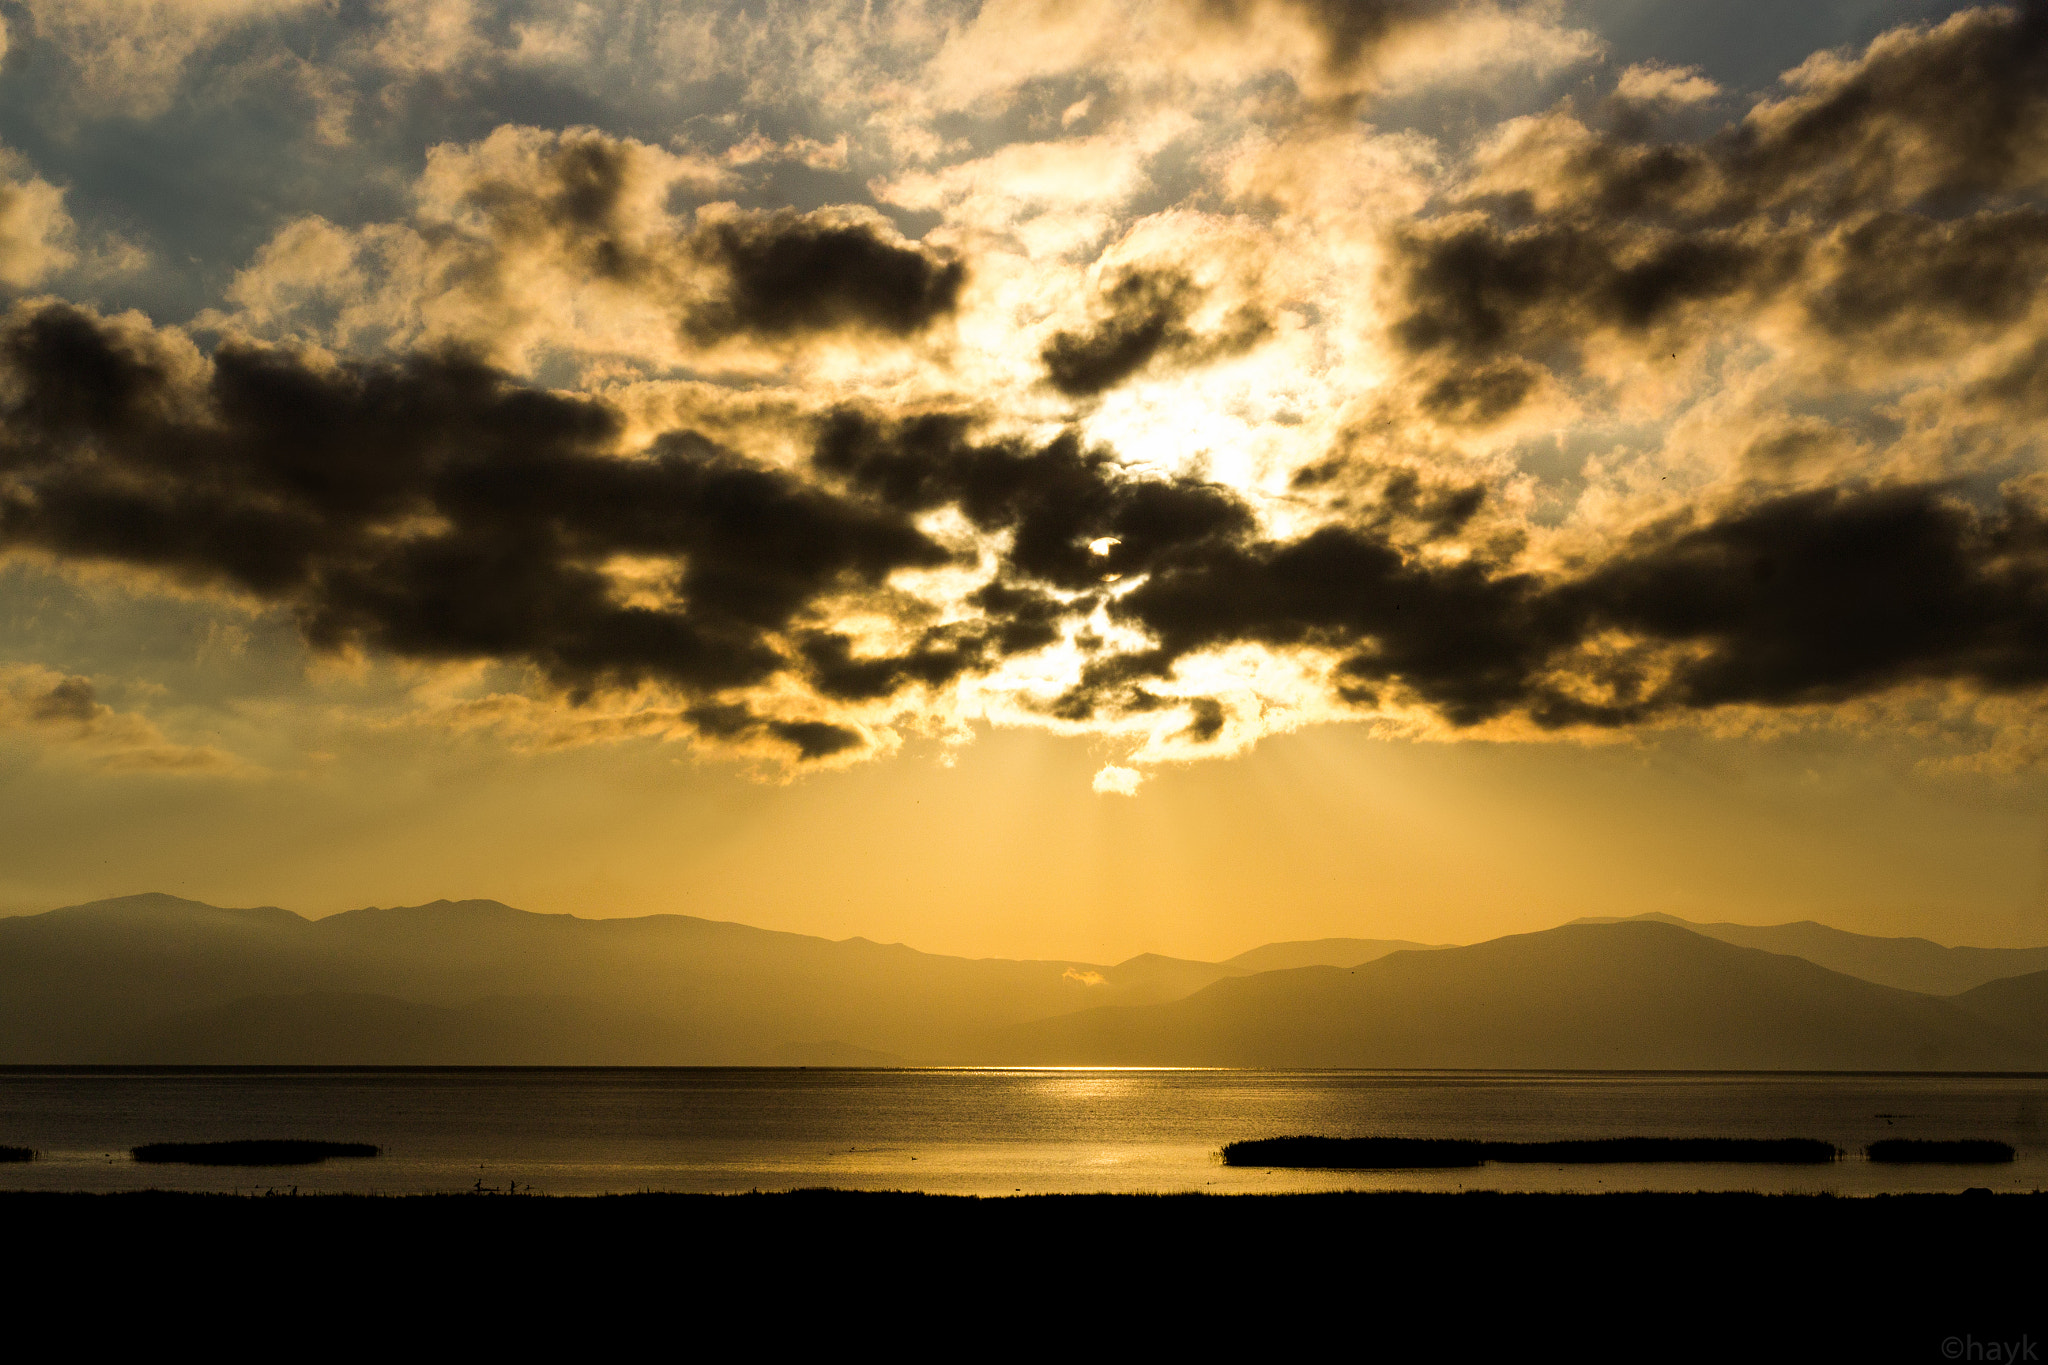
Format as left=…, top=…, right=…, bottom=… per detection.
left=2, top=1068, right=2043, bottom=1196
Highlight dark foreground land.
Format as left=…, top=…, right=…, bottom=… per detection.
left=8, top=1190, right=2041, bottom=1356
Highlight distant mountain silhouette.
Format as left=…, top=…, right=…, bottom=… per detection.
left=131, top=991, right=689, bottom=1066
left=1949, top=968, right=2048, bottom=1042
left=974, top=922, right=2045, bottom=1070
left=0, top=893, right=1242, bottom=1064
left=30, top=891, right=304, bottom=929
left=5, top=895, right=2044, bottom=1066
left=1569, top=912, right=2048, bottom=995
left=1223, top=938, right=1451, bottom=972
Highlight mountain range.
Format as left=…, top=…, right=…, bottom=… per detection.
left=1, top=894, right=2042, bottom=1068
left=1568, top=912, right=2048, bottom=995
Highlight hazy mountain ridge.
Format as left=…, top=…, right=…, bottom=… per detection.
left=1570, top=912, right=2048, bottom=995
left=4, top=894, right=2045, bottom=1067
left=1223, top=938, right=1452, bottom=973
left=978, top=923, right=2045, bottom=1070
left=0, top=893, right=1246, bottom=1063
left=1950, top=969, right=2048, bottom=1044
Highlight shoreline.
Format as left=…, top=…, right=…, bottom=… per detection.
left=2, top=1186, right=2043, bottom=1200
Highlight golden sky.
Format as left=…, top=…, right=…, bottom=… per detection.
left=3, top=0, right=2047, bottom=956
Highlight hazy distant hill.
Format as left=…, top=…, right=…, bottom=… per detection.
left=1571, top=912, right=2048, bottom=995
left=976, top=922, right=2044, bottom=1070
left=6, top=895, right=2045, bottom=1067
left=1950, top=969, right=2048, bottom=1042
left=0, top=893, right=1245, bottom=1064
left=1223, top=938, right=1451, bottom=973
left=129, top=991, right=750, bottom=1066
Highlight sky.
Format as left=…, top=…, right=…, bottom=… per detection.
left=3, top=0, right=2048, bottom=960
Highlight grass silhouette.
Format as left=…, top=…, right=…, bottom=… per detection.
left=132, top=1140, right=381, bottom=1166
left=0, top=1145, right=33, bottom=1163
left=1223, top=1136, right=1841, bottom=1168
left=1866, top=1139, right=2014, bottom=1163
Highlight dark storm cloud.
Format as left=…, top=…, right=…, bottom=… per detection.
left=1415, top=357, right=1543, bottom=427
left=817, top=412, right=1554, bottom=726
left=966, top=580, right=1067, bottom=656
left=817, top=409, right=2048, bottom=732
left=766, top=718, right=865, bottom=759
left=1180, top=695, right=1227, bottom=741
left=814, top=409, right=1257, bottom=590
left=1042, top=270, right=1195, bottom=397
left=1104, top=482, right=2048, bottom=728
left=1803, top=209, right=2048, bottom=349
left=459, top=130, right=649, bottom=282
left=29, top=677, right=99, bottom=724
left=815, top=410, right=1276, bottom=726
left=1040, top=268, right=1268, bottom=398
left=1373, top=468, right=1488, bottom=539
left=1288, top=459, right=1489, bottom=539
left=798, top=622, right=999, bottom=701
left=1391, top=220, right=1784, bottom=365
left=1386, top=3, right=2048, bottom=421
left=675, top=700, right=859, bottom=759
left=1103, top=521, right=1557, bottom=725
left=692, top=210, right=966, bottom=341
left=451, top=130, right=963, bottom=345
left=1722, top=0, right=2048, bottom=212
left=1557, top=485, right=2048, bottom=715
left=12, top=304, right=2048, bottom=751
left=1542, top=2, right=2048, bottom=223
left=0, top=303, right=951, bottom=758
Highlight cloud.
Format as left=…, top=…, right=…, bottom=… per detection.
left=0, top=152, right=76, bottom=289
left=723, top=132, right=850, bottom=172
left=1092, top=764, right=1143, bottom=795
left=1613, top=63, right=1720, bottom=107
left=10, top=2, right=2048, bottom=788
left=1375, top=4, right=2048, bottom=428
left=689, top=208, right=964, bottom=342
left=1970, top=335, right=2048, bottom=418
left=1549, top=485, right=2048, bottom=720
left=808, top=403, right=2048, bottom=743
left=15, top=0, right=327, bottom=116
left=1091, top=481, right=2048, bottom=733
left=813, top=410, right=1258, bottom=594
left=17, top=288, right=2048, bottom=777
left=214, top=125, right=963, bottom=374
left=0, top=301, right=950, bottom=762
left=1739, top=3, right=2048, bottom=211
left=382, top=687, right=883, bottom=774
left=1387, top=208, right=1790, bottom=389
left=1040, top=266, right=1268, bottom=397
left=922, top=0, right=1592, bottom=110
left=0, top=665, right=240, bottom=772
left=1800, top=210, right=2048, bottom=358
left=369, top=0, right=490, bottom=78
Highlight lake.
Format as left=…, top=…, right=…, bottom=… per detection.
left=2, top=1068, right=2043, bottom=1196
